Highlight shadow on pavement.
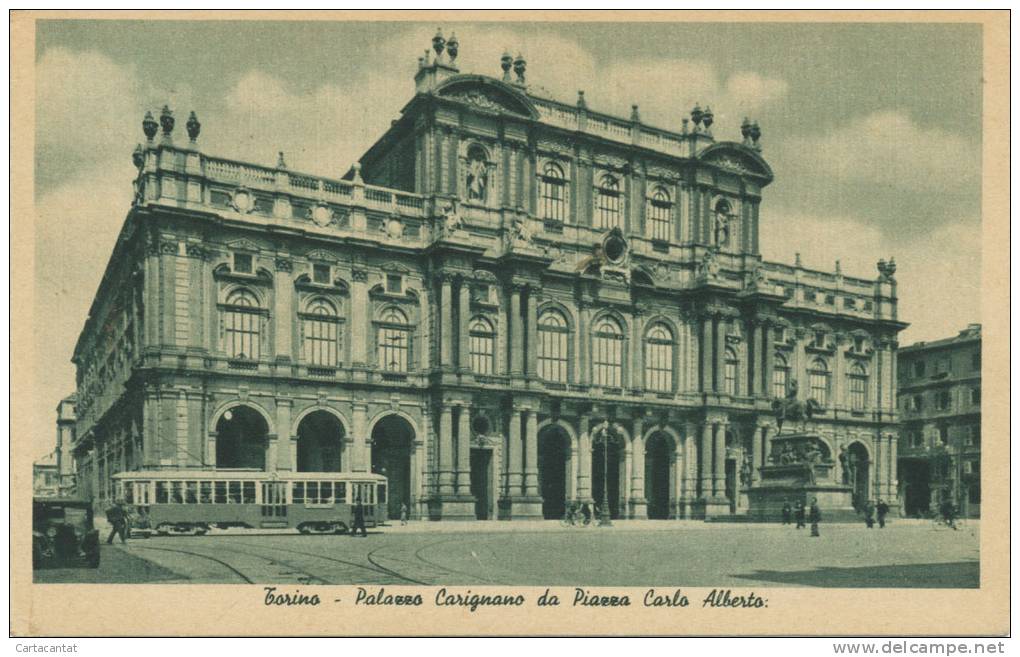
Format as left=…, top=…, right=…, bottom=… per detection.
left=731, top=561, right=979, bottom=588
left=34, top=544, right=182, bottom=584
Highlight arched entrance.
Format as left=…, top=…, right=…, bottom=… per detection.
left=538, top=425, right=570, bottom=519
left=591, top=426, right=624, bottom=519
left=216, top=406, right=269, bottom=470
left=296, top=411, right=345, bottom=472
left=370, top=415, right=413, bottom=520
left=645, top=432, right=675, bottom=519
left=847, top=442, right=871, bottom=510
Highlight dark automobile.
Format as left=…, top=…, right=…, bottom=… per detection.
left=33, top=498, right=100, bottom=569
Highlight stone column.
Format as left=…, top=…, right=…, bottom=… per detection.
left=523, top=409, right=539, bottom=497
left=351, top=270, right=369, bottom=366
left=833, top=334, right=848, bottom=409
left=714, top=422, right=727, bottom=497
left=751, top=424, right=763, bottom=484
left=526, top=287, right=539, bottom=377
left=457, top=404, right=472, bottom=496
left=275, top=399, right=292, bottom=472
left=715, top=319, right=727, bottom=394
left=438, top=405, right=455, bottom=495
left=510, top=286, right=524, bottom=376
left=568, top=432, right=579, bottom=501
left=630, top=415, right=646, bottom=518
left=751, top=322, right=764, bottom=396
left=763, top=321, right=776, bottom=397
left=459, top=279, right=471, bottom=372
left=622, top=440, right=633, bottom=514
left=631, top=311, right=645, bottom=390
left=888, top=434, right=898, bottom=501
left=506, top=408, right=523, bottom=496
left=700, top=422, right=713, bottom=498
left=273, top=259, right=293, bottom=361
left=701, top=316, right=714, bottom=392
left=578, top=415, right=592, bottom=501
left=578, top=303, right=591, bottom=384
left=439, top=276, right=453, bottom=369
left=352, top=402, right=368, bottom=473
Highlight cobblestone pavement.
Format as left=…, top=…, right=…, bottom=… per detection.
left=35, top=520, right=979, bottom=587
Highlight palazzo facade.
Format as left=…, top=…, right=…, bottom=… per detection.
left=70, top=33, right=906, bottom=520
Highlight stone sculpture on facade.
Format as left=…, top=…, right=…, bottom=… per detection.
left=466, top=149, right=488, bottom=201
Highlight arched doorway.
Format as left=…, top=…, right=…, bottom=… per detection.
left=538, top=425, right=570, bottom=519
left=591, top=425, right=624, bottom=519
left=216, top=405, right=269, bottom=470
left=296, top=411, right=345, bottom=472
left=847, top=442, right=871, bottom=510
left=645, top=432, right=674, bottom=519
left=370, top=415, right=413, bottom=520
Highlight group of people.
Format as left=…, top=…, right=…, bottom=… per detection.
left=862, top=499, right=891, bottom=529
left=780, top=498, right=822, bottom=536
left=562, top=501, right=602, bottom=526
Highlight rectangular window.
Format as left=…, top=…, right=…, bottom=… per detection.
left=334, top=482, right=346, bottom=504
left=648, top=196, right=672, bottom=242
left=243, top=482, right=256, bottom=504
left=967, top=425, right=981, bottom=446
left=938, top=426, right=949, bottom=444
left=824, top=294, right=835, bottom=305
left=302, top=316, right=339, bottom=366
left=773, top=366, right=788, bottom=399
left=972, top=351, right=981, bottom=371
left=233, top=253, right=253, bottom=274
left=200, top=481, right=212, bottom=504
left=814, top=331, right=826, bottom=348
left=228, top=481, right=242, bottom=504
left=849, top=374, right=867, bottom=410
left=307, top=481, right=319, bottom=505
left=313, top=263, right=331, bottom=284
left=292, top=482, right=305, bottom=505
left=214, top=481, right=227, bottom=504
left=809, top=371, right=829, bottom=406
left=539, top=172, right=567, bottom=222
left=971, top=388, right=981, bottom=405
left=156, top=481, right=168, bottom=504
left=969, top=484, right=981, bottom=504
left=385, top=274, right=403, bottom=294
left=844, top=297, right=856, bottom=309
left=914, top=361, right=926, bottom=377
left=225, top=308, right=261, bottom=360
left=185, top=481, right=198, bottom=504
left=171, top=481, right=184, bottom=504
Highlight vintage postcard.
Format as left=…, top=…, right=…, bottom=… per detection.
left=10, top=10, right=1009, bottom=637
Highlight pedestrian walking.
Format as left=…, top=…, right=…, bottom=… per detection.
left=105, top=499, right=128, bottom=545
left=399, top=503, right=408, bottom=526
left=351, top=497, right=368, bottom=537
left=781, top=500, right=792, bottom=525
left=808, top=498, right=821, bottom=537
left=864, top=500, right=876, bottom=529
left=940, top=499, right=958, bottom=530
left=876, top=499, right=889, bottom=528
left=794, top=500, right=806, bottom=529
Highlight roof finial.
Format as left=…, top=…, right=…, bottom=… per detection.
left=576, top=90, right=587, bottom=109
left=702, top=105, right=714, bottom=132
left=741, top=117, right=752, bottom=144
left=750, top=121, right=762, bottom=150
left=513, top=52, right=527, bottom=84
left=186, top=111, right=201, bottom=143
left=446, top=31, right=459, bottom=63
left=691, top=103, right=703, bottom=130
left=159, top=105, right=175, bottom=140
left=277, top=151, right=287, bottom=170
left=500, top=50, right=513, bottom=81
left=142, top=110, right=158, bottom=141
left=432, top=28, right=446, bottom=59
left=630, top=104, right=641, bottom=123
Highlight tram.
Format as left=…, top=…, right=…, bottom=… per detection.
left=112, top=470, right=388, bottom=535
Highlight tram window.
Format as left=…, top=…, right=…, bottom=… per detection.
left=185, top=481, right=198, bottom=504
left=171, top=481, right=184, bottom=504
left=122, top=483, right=133, bottom=504
left=215, top=481, right=227, bottom=504
left=321, top=482, right=333, bottom=504
left=292, top=482, right=304, bottom=504
left=140, top=483, right=151, bottom=505
left=377, top=484, right=386, bottom=504
left=200, top=481, right=212, bottom=504
left=334, top=482, right=346, bottom=504
left=156, top=482, right=168, bottom=504
left=307, top=482, right=319, bottom=504
left=228, top=481, right=242, bottom=504
left=243, top=482, right=256, bottom=504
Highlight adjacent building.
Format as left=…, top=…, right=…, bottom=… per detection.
left=55, top=394, right=78, bottom=496
left=33, top=452, right=60, bottom=498
left=69, top=32, right=906, bottom=521
left=897, top=324, right=981, bottom=518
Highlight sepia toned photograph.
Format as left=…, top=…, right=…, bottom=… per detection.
left=10, top=10, right=1009, bottom=638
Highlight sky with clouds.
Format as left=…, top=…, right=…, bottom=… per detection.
left=31, top=20, right=982, bottom=458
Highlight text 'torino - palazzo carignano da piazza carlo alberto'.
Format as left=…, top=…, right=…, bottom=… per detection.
left=70, top=31, right=906, bottom=523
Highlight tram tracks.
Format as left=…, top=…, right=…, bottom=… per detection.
left=230, top=540, right=430, bottom=586
left=130, top=542, right=332, bottom=585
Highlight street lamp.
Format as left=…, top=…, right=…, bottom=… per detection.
left=594, top=420, right=614, bottom=527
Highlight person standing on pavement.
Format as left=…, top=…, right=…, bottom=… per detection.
left=808, top=498, right=821, bottom=537
left=876, top=499, right=890, bottom=528
left=399, top=503, right=408, bottom=526
left=105, top=499, right=128, bottom=545
left=781, top=500, right=792, bottom=525
left=794, top=500, right=806, bottom=529
left=864, top=500, right=876, bottom=529
left=351, top=497, right=368, bottom=537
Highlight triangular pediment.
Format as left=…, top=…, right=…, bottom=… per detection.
left=436, top=76, right=538, bottom=118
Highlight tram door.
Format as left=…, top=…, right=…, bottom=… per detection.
left=261, top=481, right=288, bottom=525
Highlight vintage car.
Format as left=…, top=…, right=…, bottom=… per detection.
left=32, top=497, right=100, bottom=569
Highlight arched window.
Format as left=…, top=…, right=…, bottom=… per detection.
left=809, top=357, right=830, bottom=406
left=647, top=187, right=672, bottom=242
left=377, top=307, right=411, bottom=372
left=300, top=298, right=341, bottom=366
left=592, top=316, right=624, bottom=387
left=644, top=322, right=674, bottom=392
left=222, top=288, right=262, bottom=360
left=773, top=353, right=790, bottom=399
left=538, top=162, right=567, bottom=222
left=595, top=174, right=622, bottom=230
left=538, top=309, right=570, bottom=383
left=848, top=362, right=869, bottom=410
left=724, top=347, right=739, bottom=395
left=469, top=316, right=495, bottom=375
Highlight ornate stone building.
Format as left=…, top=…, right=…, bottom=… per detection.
left=70, top=32, right=906, bottom=521
left=897, top=324, right=981, bottom=518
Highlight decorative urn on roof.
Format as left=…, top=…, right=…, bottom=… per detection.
left=185, top=111, right=201, bottom=142
left=159, top=105, right=175, bottom=137
left=142, top=111, right=158, bottom=141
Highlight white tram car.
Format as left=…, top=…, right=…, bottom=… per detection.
left=112, top=470, right=388, bottom=535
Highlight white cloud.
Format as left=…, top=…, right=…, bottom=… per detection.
left=776, top=110, right=979, bottom=194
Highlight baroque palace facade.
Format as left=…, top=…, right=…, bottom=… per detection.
left=71, top=32, right=906, bottom=520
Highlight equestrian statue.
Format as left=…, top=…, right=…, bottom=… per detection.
left=771, top=379, right=823, bottom=434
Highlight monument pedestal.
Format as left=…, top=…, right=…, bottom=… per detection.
left=747, top=433, right=857, bottom=522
